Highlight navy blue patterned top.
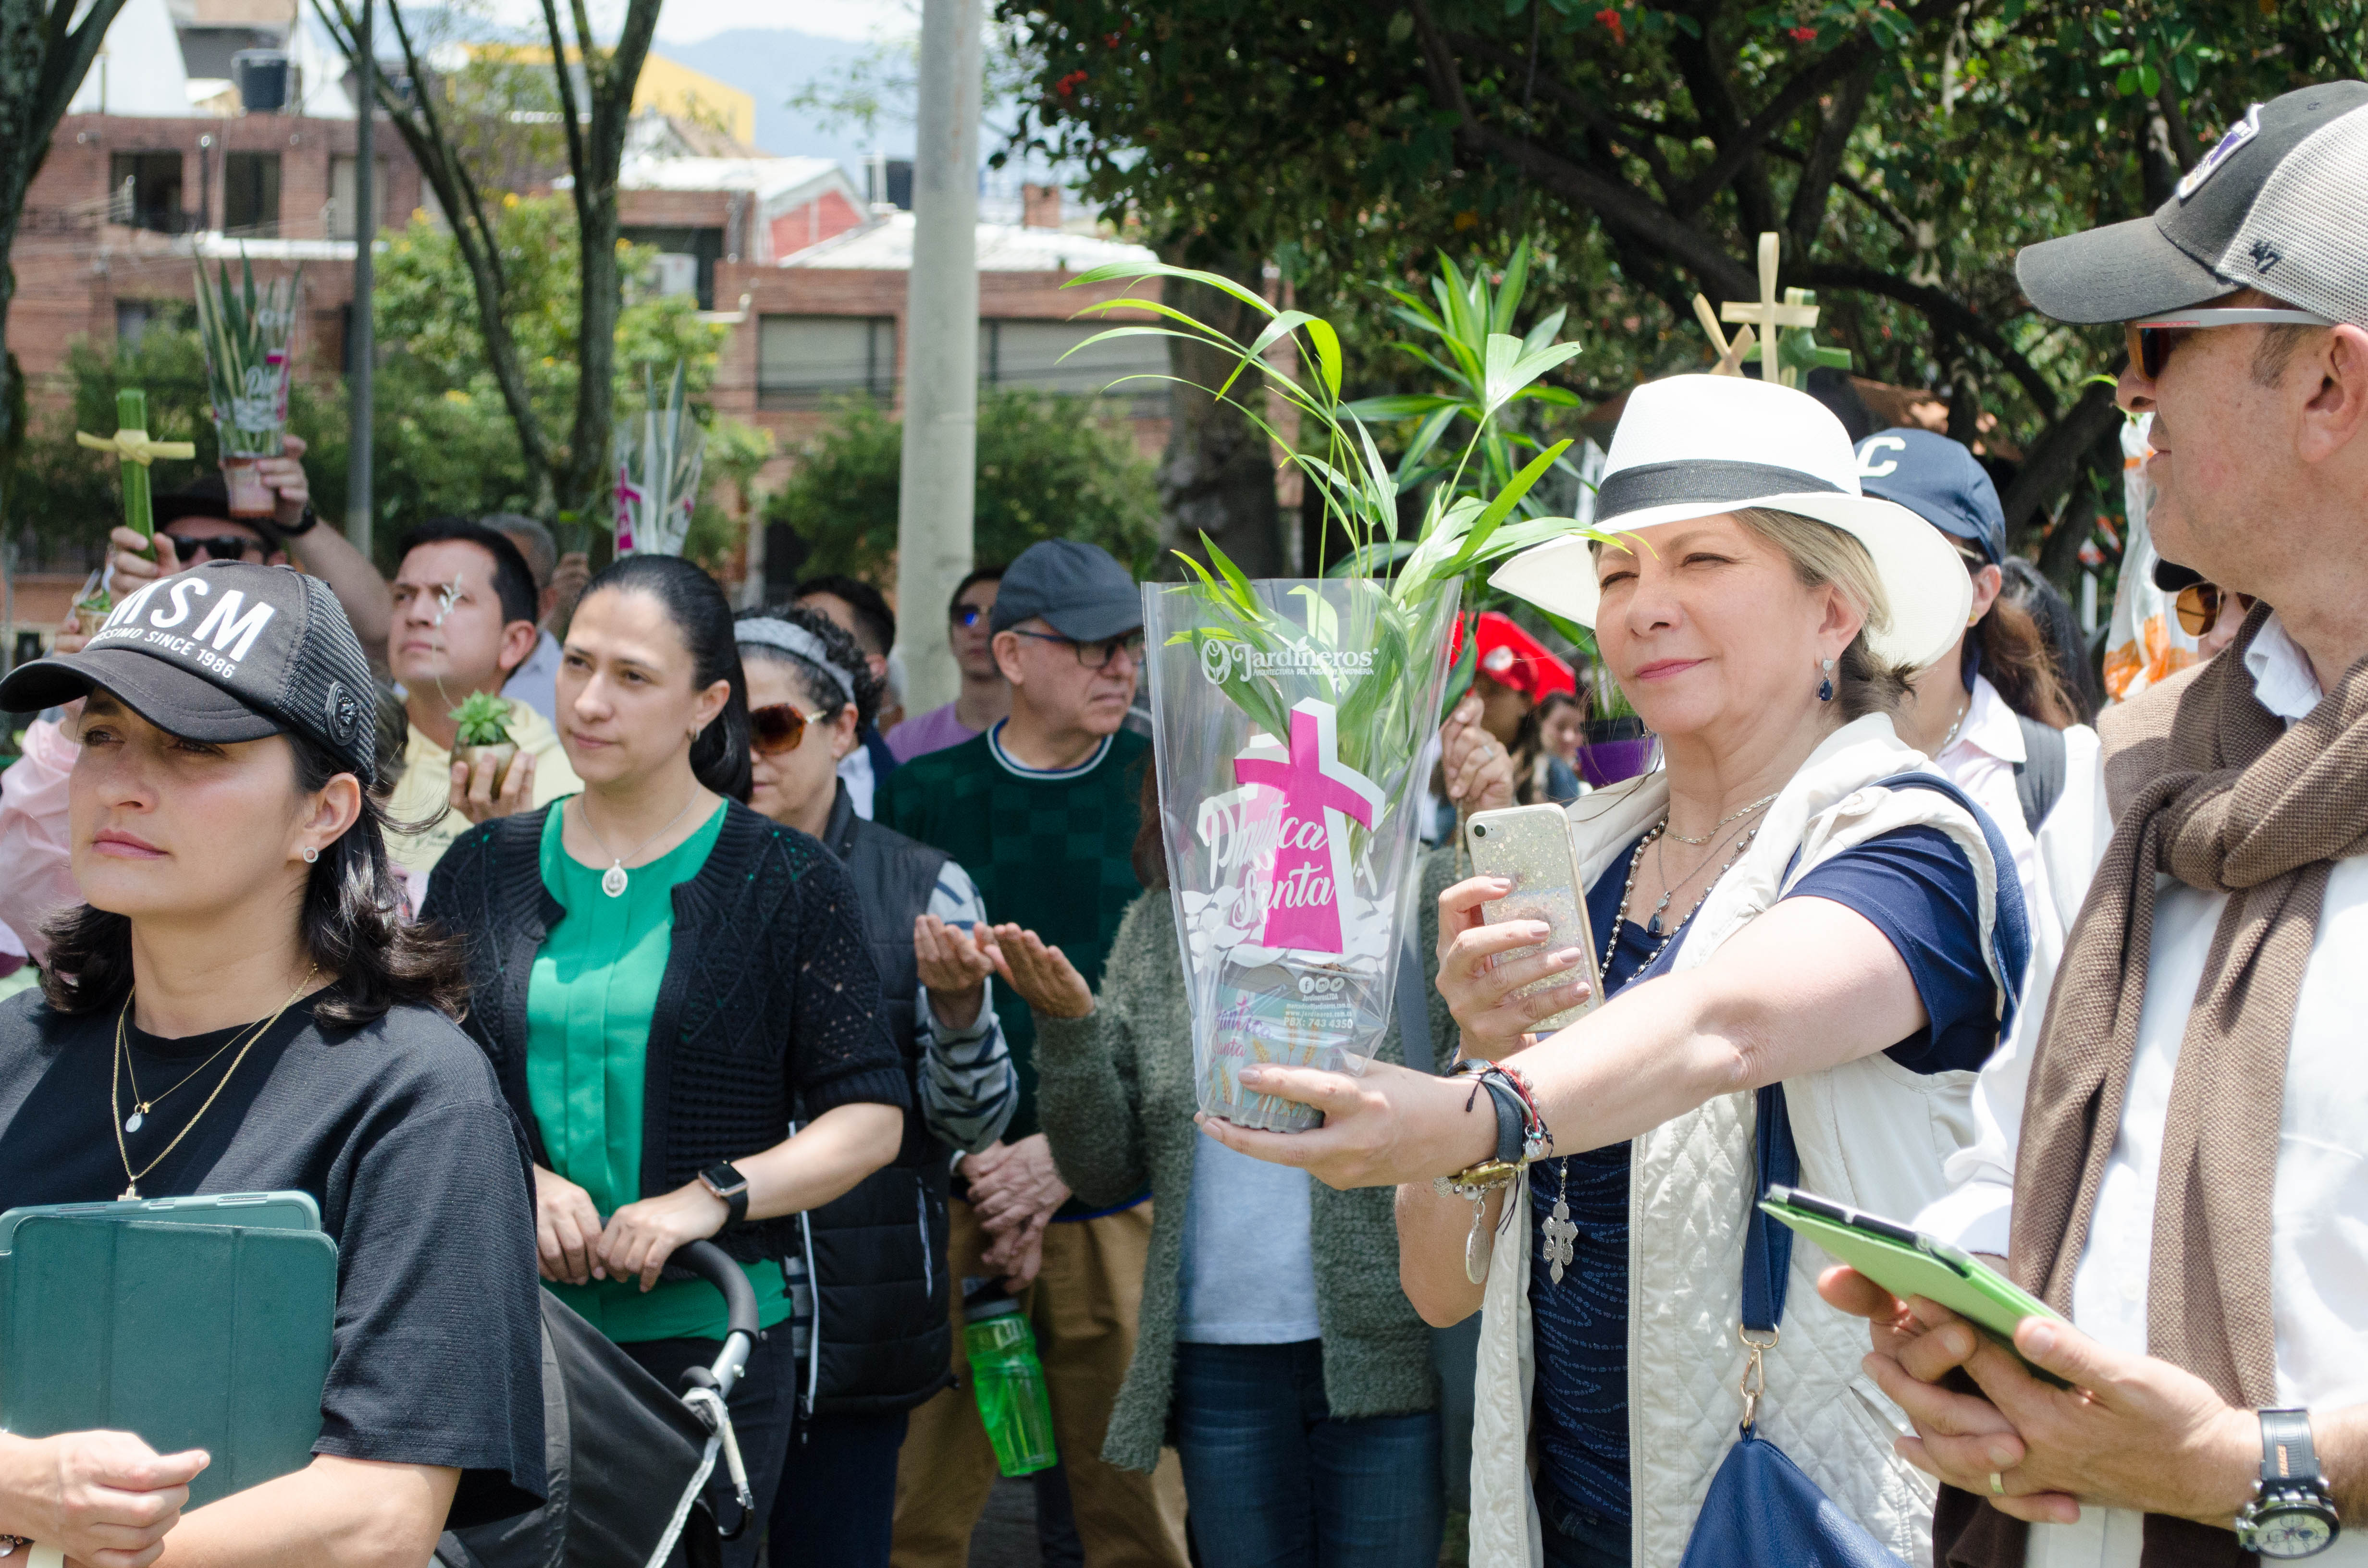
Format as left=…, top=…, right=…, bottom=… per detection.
left=1528, top=824, right=2001, bottom=1524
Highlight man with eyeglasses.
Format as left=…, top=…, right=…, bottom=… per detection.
left=1823, top=81, right=2368, bottom=1568
left=1, top=446, right=393, bottom=964
left=880, top=539, right=1187, bottom=1568
left=888, top=565, right=1010, bottom=764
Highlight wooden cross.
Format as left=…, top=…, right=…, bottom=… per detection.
left=1691, top=294, right=1757, bottom=378
left=76, top=389, right=194, bottom=552
left=1719, top=233, right=1820, bottom=380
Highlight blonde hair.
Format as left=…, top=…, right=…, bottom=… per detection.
left=1729, top=508, right=1914, bottom=719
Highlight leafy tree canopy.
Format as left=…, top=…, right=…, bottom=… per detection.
left=765, top=389, right=1160, bottom=584
left=1001, top=0, right=2368, bottom=571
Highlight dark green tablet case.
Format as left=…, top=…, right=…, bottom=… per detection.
left=0, top=1213, right=336, bottom=1508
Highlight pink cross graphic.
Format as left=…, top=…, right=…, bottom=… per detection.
left=613, top=464, right=644, bottom=553
left=1232, top=699, right=1384, bottom=952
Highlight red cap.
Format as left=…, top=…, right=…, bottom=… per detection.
left=1450, top=611, right=1577, bottom=702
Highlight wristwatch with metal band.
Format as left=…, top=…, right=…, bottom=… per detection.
left=696, top=1160, right=750, bottom=1228
left=2235, top=1408, right=2340, bottom=1559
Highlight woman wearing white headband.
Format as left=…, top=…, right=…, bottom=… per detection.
left=1201, top=375, right=2031, bottom=1568
left=731, top=602, right=1018, bottom=1568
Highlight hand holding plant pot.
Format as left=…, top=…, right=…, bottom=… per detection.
left=446, top=691, right=535, bottom=824
left=193, top=253, right=301, bottom=517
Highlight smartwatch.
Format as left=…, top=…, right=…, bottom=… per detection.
left=2235, top=1408, right=2340, bottom=1559
left=279, top=503, right=321, bottom=537
left=696, top=1160, right=750, bottom=1228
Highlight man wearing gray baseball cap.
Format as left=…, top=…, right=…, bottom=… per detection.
left=876, top=540, right=1187, bottom=1568
left=1824, top=82, right=2368, bottom=1566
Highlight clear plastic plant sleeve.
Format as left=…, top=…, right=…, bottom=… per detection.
left=1144, top=576, right=1461, bottom=1132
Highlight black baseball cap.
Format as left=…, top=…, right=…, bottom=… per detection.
left=0, top=562, right=378, bottom=784
left=151, top=474, right=280, bottom=544
left=1855, top=429, right=2007, bottom=566
left=989, top=539, right=1142, bottom=641
left=2018, top=81, right=2368, bottom=325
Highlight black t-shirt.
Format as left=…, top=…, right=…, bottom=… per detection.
left=0, top=990, right=546, bottom=1527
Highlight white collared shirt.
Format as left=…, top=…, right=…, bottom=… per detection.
left=1922, top=614, right=2368, bottom=1568
left=1932, top=672, right=2045, bottom=920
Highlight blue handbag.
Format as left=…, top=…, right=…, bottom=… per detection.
left=1674, top=1082, right=1909, bottom=1568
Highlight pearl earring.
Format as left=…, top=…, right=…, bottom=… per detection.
left=301, top=845, right=319, bottom=864
left=1817, top=658, right=1836, bottom=704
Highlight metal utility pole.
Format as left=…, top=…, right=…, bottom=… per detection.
left=346, top=0, right=375, bottom=558
left=892, top=0, right=981, bottom=715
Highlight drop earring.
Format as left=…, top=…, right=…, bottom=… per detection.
left=1817, top=658, right=1835, bottom=703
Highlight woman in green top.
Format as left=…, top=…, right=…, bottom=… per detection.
left=423, top=556, right=909, bottom=1563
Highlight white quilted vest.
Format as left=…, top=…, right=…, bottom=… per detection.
left=1468, top=716, right=2012, bottom=1568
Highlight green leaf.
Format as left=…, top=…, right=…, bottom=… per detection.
left=1481, top=336, right=1586, bottom=416
left=1443, top=438, right=1573, bottom=572
left=1342, top=392, right=1460, bottom=420
left=1304, top=318, right=1344, bottom=400
left=1060, top=259, right=1277, bottom=319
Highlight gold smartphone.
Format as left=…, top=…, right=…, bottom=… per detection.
left=1464, top=803, right=1603, bottom=1037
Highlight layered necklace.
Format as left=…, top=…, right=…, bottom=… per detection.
left=112, top=965, right=317, bottom=1201
left=1603, top=812, right=1766, bottom=977
left=576, top=790, right=705, bottom=898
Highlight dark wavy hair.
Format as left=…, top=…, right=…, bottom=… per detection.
left=735, top=601, right=884, bottom=734
left=580, top=554, right=754, bottom=802
left=40, top=728, right=466, bottom=1027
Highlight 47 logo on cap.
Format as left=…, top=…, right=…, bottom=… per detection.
left=94, top=575, right=278, bottom=665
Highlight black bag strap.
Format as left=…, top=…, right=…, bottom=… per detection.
left=2012, top=714, right=2067, bottom=834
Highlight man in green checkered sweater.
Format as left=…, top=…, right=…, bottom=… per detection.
left=878, top=540, right=1187, bottom=1568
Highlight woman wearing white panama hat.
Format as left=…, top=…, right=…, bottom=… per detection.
left=1197, top=374, right=2032, bottom=1568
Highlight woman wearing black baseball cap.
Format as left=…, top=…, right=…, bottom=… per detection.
left=0, top=562, right=544, bottom=1561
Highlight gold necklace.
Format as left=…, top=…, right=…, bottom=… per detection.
left=118, top=1025, right=249, bottom=1134
left=1663, top=790, right=1781, bottom=845
left=111, top=965, right=317, bottom=1201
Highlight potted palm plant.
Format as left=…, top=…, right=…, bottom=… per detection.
left=1066, top=248, right=1612, bottom=1130
left=192, top=253, right=299, bottom=518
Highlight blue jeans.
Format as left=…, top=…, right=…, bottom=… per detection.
left=766, top=1408, right=907, bottom=1568
left=1171, top=1339, right=1442, bottom=1568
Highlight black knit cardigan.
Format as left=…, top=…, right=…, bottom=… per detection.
left=419, top=799, right=910, bottom=1265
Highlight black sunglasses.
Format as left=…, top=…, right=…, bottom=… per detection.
left=749, top=703, right=811, bottom=755
left=170, top=533, right=264, bottom=564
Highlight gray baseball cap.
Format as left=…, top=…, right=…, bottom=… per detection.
left=0, top=562, right=378, bottom=785
left=989, top=539, right=1142, bottom=641
left=2017, top=80, right=2368, bottom=326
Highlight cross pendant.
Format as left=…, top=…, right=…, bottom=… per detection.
left=1542, top=1198, right=1579, bottom=1286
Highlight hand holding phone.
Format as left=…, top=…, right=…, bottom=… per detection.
left=1464, top=804, right=1603, bottom=1039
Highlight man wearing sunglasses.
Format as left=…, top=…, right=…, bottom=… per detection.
left=888, top=565, right=1010, bottom=765
left=881, top=539, right=1187, bottom=1568
left=1823, top=81, right=2368, bottom=1567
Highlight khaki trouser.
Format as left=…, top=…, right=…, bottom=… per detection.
left=890, top=1196, right=1189, bottom=1568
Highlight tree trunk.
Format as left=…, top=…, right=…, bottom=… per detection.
left=1156, top=260, right=1284, bottom=578
left=564, top=181, right=620, bottom=524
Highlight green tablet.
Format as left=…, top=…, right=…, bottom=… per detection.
left=1761, top=1184, right=2068, bottom=1385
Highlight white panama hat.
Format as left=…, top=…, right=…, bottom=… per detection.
left=1489, top=374, right=1973, bottom=670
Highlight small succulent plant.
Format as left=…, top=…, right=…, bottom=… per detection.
left=449, top=691, right=516, bottom=749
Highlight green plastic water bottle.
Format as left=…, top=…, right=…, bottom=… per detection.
left=962, top=1278, right=1058, bottom=1477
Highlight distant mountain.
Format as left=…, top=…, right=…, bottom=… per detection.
left=656, top=28, right=905, bottom=172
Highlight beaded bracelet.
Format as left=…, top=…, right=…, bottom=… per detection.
left=1431, top=1058, right=1554, bottom=1285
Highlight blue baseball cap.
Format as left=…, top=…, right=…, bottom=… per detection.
left=1854, top=429, right=2006, bottom=567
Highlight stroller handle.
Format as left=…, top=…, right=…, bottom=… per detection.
left=674, top=1239, right=761, bottom=1338
left=673, top=1239, right=760, bottom=1401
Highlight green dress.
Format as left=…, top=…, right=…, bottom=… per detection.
left=527, top=799, right=791, bottom=1343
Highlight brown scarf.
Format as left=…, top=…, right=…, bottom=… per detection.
left=1939, top=607, right=2368, bottom=1568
